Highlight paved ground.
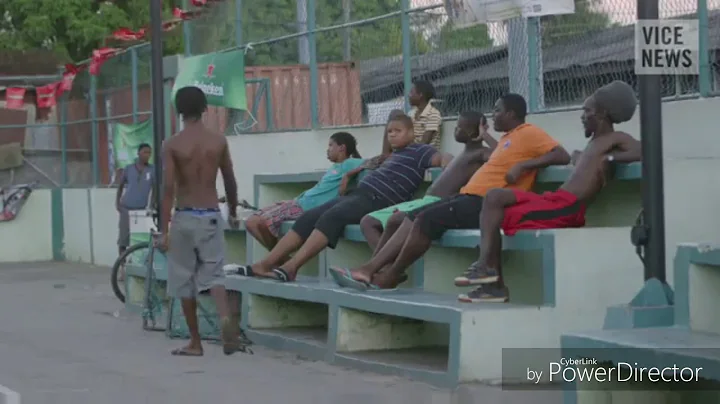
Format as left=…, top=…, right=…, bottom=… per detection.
left=0, top=262, right=562, bottom=404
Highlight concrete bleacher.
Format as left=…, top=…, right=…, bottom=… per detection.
left=125, top=162, right=643, bottom=387
left=561, top=243, right=720, bottom=403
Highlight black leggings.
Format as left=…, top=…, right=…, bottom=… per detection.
left=406, top=194, right=485, bottom=240
left=291, top=188, right=391, bottom=248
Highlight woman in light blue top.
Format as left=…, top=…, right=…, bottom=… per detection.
left=244, top=132, right=364, bottom=250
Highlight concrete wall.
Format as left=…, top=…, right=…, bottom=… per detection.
left=0, top=189, right=52, bottom=262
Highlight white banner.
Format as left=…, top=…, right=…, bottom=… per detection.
left=445, top=0, right=575, bottom=26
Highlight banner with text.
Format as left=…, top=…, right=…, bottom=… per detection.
left=172, top=51, right=247, bottom=111
left=112, top=120, right=155, bottom=170
left=445, top=0, right=574, bottom=27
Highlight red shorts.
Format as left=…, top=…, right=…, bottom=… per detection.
left=501, top=189, right=586, bottom=236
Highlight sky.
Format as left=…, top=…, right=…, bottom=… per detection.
left=411, top=0, right=719, bottom=44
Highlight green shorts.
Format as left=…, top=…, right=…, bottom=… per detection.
left=367, top=195, right=442, bottom=228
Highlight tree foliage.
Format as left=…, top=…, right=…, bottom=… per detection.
left=540, top=0, right=613, bottom=46
left=0, top=0, right=612, bottom=70
left=436, top=23, right=493, bottom=51
left=0, top=0, right=184, bottom=63
left=191, top=0, right=433, bottom=66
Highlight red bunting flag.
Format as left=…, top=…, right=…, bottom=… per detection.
left=5, top=88, right=26, bottom=110
left=11, top=0, right=225, bottom=103
left=36, top=84, right=58, bottom=108
left=89, top=47, right=121, bottom=75
left=162, top=20, right=182, bottom=32
left=112, top=27, right=146, bottom=41
left=173, top=7, right=203, bottom=20
left=191, top=0, right=223, bottom=6
left=54, top=64, right=80, bottom=97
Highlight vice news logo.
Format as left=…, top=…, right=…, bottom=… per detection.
left=635, top=19, right=699, bottom=75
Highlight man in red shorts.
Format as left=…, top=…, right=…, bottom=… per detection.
left=455, top=80, right=642, bottom=303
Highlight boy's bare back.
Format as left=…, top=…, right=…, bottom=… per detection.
left=166, top=126, right=227, bottom=209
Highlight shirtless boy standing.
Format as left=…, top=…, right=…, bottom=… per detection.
left=158, top=86, right=243, bottom=356
left=457, top=80, right=641, bottom=303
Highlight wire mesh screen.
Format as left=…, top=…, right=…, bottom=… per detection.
left=181, top=0, right=719, bottom=130
left=540, top=0, right=705, bottom=107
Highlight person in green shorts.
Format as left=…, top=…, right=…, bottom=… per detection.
left=359, top=111, right=495, bottom=251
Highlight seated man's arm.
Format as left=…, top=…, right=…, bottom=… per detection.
left=430, top=152, right=454, bottom=168
left=608, top=132, right=641, bottom=163
left=519, top=145, right=572, bottom=170
left=570, top=150, right=583, bottom=165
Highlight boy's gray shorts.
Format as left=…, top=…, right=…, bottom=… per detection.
left=166, top=210, right=226, bottom=298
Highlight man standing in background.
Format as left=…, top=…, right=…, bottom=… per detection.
left=116, top=143, right=155, bottom=277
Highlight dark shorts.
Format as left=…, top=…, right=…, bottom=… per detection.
left=291, top=188, right=391, bottom=248
left=406, top=194, right=484, bottom=240
left=502, top=189, right=586, bottom=236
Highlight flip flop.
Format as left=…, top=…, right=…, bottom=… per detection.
left=225, top=264, right=255, bottom=277
left=271, top=268, right=293, bottom=282
left=329, top=267, right=378, bottom=291
left=171, top=347, right=203, bottom=357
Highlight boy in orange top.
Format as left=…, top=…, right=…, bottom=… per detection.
left=330, top=93, right=570, bottom=290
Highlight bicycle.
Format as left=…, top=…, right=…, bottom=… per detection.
left=110, top=209, right=168, bottom=331
left=110, top=198, right=258, bottom=333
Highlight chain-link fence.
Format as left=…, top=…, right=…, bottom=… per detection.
left=188, top=0, right=720, bottom=128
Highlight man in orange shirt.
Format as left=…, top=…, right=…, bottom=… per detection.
left=330, top=93, right=570, bottom=290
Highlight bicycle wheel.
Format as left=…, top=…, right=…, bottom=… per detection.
left=111, top=242, right=151, bottom=303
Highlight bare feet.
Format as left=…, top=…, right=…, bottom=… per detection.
left=221, top=317, right=241, bottom=355
left=371, top=270, right=408, bottom=289
left=171, top=342, right=203, bottom=356
left=248, top=263, right=274, bottom=278
left=347, top=268, right=373, bottom=285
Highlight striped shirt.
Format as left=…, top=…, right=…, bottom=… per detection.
left=359, top=143, right=437, bottom=205
left=410, top=102, right=443, bottom=149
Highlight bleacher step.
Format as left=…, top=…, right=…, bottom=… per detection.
left=562, top=327, right=720, bottom=381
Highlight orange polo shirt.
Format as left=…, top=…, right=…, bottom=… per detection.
left=460, top=123, right=560, bottom=196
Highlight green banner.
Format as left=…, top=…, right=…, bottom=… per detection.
left=172, top=51, right=247, bottom=110
left=112, top=119, right=154, bottom=168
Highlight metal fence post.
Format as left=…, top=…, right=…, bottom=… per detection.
left=400, top=0, right=412, bottom=112
left=265, top=80, right=274, bottom=131
left=131, top=48, right=139, bottom=124
left=526, top=17, right=543, bottom=113
left=307, top=0, right=319, bottom=129
left=89, top=75, right=99, bottom=186
left=697, top=0, right=710, bottom=96
left=164, top=80, right=172, bottom=139
left=235, top=0, right=243, bottom=47
left=59, top=95, right=68, bottom=186
left=183, top=0, right=192, bottom=56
